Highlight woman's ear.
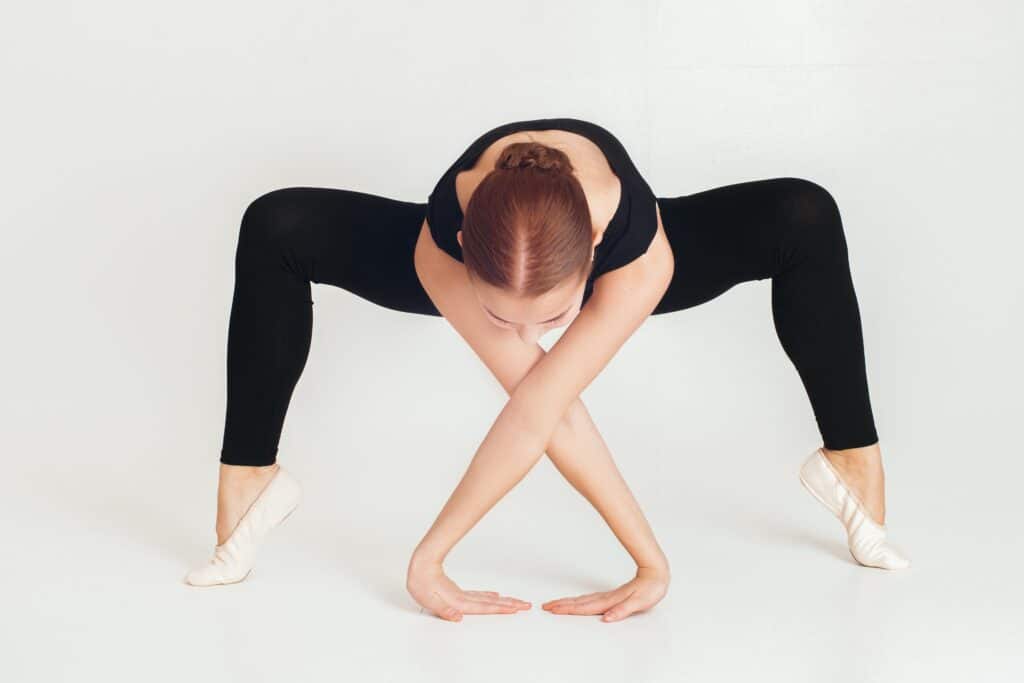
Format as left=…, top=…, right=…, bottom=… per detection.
left=456, top=230, right=463, bottom=248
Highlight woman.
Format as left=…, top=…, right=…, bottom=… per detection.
left=184, top=116, right=910, bottom=621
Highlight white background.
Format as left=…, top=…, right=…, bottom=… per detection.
left=2, top=1, right=1022, bottom=681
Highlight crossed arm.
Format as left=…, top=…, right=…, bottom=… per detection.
left=408, top=216, right=674, bottom=621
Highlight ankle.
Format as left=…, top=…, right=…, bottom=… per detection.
left=820, top=444, right=887, bottom=525
left=822, top=443, right=882, bottom=475
left=219, top=463, right=279, bottom=488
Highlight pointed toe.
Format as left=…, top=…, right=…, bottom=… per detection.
left=849, top=541, right=912, bottom=570
left=876, top=546, right=912, bottom=571
left=184, top=563, right=224, bottom=587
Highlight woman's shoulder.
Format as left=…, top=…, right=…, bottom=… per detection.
left=586, top=200, right=674, bottom=310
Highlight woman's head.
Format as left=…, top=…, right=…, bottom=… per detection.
left=456, top=141, right=598, bottom=343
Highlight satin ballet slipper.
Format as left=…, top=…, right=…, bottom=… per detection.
left=184, top=466, right=302, bottom=586
left=799, top=447, right=911, bottom=570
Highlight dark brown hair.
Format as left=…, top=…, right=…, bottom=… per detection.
left=460, top=141, right=594, bottom=297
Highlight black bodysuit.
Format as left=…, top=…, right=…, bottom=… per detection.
left=425, top=117, right=659, bottom=306
left=217, top=116, right=881, bottom=467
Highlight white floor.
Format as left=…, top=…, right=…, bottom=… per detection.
left=4, top=415, right=1022, bottom=682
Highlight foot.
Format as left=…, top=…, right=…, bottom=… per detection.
left=216, top=463, right=280, bottom=545
left=820, top=443, right=885, bottom=525
left=186, top=464, right=302, bottom=586
left=799, top=445, right=910, bottom=570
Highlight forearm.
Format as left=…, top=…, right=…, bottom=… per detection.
left=411, top=392, right=667, bottom=574
left=544, top=399, right=669, bottom=573
left=411, top=285, right=663, bottom=570
left=411, top=399, right=547, bottom=564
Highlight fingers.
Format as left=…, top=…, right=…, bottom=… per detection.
left=552, top=595, right=620, bottom=615
left=456, top=599, right=525, bottom=615
left=544, top=591, right=624, bottom=615
left=601, top=590, right=645, bottom=622
left=426, top=585, right=646, bottom=620
left=420, top=590, right=530, bottom=619
left=541, top=591, right=603, bottom=610
left=464, top=591, right=531, bottom=608
left=423, top=590, right=463, bottom=622
left=544, top=587, right=651, bottom=621
left=467, top=590, right=531, bottom=609
left=459, top=592, right=531, bottom=613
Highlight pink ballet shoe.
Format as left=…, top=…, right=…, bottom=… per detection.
left=799, top=448, right=911, bottom=570
left=184, top=466, right=302, bottom=586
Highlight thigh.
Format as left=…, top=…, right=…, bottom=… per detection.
left=248, top=186, right=442, bottom=317
left=652, top=177, right=808, bottom=315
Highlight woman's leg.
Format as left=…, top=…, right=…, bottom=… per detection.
left=215, top=187, right=439, bottom=542
left=652, top=177, right=887, bottom=522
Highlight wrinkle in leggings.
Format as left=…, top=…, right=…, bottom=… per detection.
left=218, top=178, right=878, bottom=466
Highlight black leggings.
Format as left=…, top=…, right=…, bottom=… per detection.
left=219, top=177, right=878, bottom=466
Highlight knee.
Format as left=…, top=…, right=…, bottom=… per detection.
left=237, top=187, right=309, bottom=249
left=774, top=177, right=847, bottom=257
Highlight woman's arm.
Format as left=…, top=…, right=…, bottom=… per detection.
left=409, top=212, right=674, bottom=620
left=419, top=232, right=670, bottom=574
left=537, top=399, right=671, bottom=622
left=412, top=245, right=672, bottom=563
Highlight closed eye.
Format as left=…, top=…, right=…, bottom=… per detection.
left=484, top=305, right=571, bottom=326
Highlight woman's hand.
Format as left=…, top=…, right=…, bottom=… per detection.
left=541, top=566, right=670, bottom=622
left=406, top=556, right=532, bottom=622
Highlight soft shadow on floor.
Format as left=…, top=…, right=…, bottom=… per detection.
left=295, top=516, right=418, bottom=612
left=696, top=487, right=858, bottom=566
left=32, top=462, right=209, bottom=564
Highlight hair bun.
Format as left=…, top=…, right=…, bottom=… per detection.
left=495, top=142, right=573, bottom=175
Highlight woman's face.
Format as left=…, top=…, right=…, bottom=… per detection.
left=470, top=274, right=586, bottom=345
